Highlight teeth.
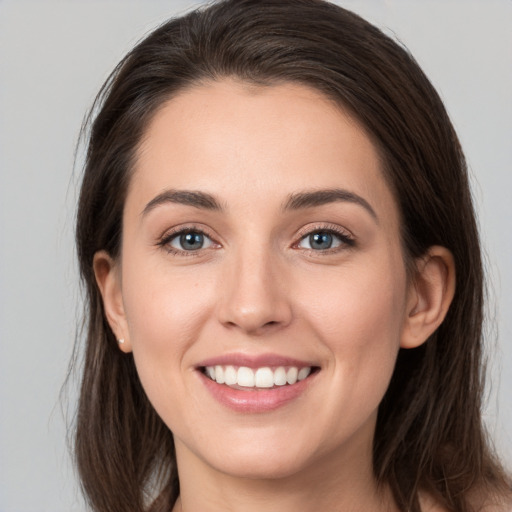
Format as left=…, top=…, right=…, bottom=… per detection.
left=298, top=367, right=311, bottom=381
left=237, top=367, right=255, bottom=387
left=204, top=365, right=313, bottom=388
left=215, top=365, right=225, bottom=384
left=286, top=367, right=298, bottom=385
left=273, top=366, right=287, bottom=386
left=255, top=367, right=274, bottom=388
left=224, top=365, right=237, bottom=385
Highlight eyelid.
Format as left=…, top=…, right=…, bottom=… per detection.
left=156, top=222, right=354, bottom=256
left=292, top=223, right=355, bottom=251
left=157, top=224, right=221, bottom=256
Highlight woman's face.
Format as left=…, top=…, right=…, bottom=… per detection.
left=106, top=80, right=417, bottom=480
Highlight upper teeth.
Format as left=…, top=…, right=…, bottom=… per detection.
left=205, top=365, right=312, bottom=388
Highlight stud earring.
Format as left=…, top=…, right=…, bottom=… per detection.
left=118, top=339, right=125, bottom=344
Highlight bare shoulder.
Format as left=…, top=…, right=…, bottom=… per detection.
left=418, top=493, right=449, bottom=512
left=478, top=501, right=512, bottom=512
left=469, top=487, right=512, bottom=512
left=419, top=492, right=512, bottom=512
left=480, top=498, right=512, bottom=512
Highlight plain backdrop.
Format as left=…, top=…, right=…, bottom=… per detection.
left=0, top=1, right=510, bottom=511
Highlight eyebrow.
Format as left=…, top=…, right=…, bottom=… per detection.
left=283, top=188, right=378, bottom=221
left=141, top=189, right=223, bottom=217
left=141, top=187, right=377, bottom=221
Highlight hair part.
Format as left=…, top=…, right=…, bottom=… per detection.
left=74, top=1, right=511, bottom=511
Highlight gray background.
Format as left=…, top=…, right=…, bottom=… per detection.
left=0, top=1, right=510, bottom=511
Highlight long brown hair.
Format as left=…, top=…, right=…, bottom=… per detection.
left=74, top=1, right=511, bottom=511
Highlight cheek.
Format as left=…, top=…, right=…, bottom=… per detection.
left=297, top=257, right=407, bottom=407
left=123, top=258, right=214, bottom=341
left=120, top=260, right=217, bottom=393
left=301, top=259, right=407, bottom=344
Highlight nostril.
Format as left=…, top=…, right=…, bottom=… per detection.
left=217, top=289, right=293, bottom=333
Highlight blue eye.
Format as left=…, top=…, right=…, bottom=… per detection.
left=167, top=230, right=215, bottom=252
left=310, top=232, right=335, bottom=250
left=297, top=230, right=352, bottom=251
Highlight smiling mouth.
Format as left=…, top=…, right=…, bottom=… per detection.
left=201, top=365, right=319, bottom=389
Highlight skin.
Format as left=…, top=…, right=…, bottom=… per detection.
left=95, top=80, right=455, bottom=512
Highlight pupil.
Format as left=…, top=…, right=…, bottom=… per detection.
left=180, top=232, right=204, bottom=250
left=310, top=232, right=332, bottom=250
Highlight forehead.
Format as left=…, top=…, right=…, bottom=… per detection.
left=129, top=79, right=397, bottom=223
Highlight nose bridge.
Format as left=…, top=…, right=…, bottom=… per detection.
left=217, top=235, right=292, bottom=334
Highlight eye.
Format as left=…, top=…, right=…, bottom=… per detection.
left=162, top=229, right=216, bottom=253
left=296, top=228, right=354, bottom=251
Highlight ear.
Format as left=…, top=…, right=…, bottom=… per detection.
left=93, top=250, right=132, bottom=353
left=400, top=246, right=456, bottom=349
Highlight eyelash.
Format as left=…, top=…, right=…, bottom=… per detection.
left=157, top=223, right=355, bottom=257
left=157, top=225, right=218, bottom=257
left=294, top=224, right=355, bottom=254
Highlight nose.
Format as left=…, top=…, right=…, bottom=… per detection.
left=216, top=247, right=293, bottom=336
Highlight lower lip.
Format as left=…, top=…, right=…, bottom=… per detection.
left=198, top=371, right=317, bottom=413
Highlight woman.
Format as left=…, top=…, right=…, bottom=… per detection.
left=73, top=1, right=512, bottom=511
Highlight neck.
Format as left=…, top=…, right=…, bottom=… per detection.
left=172, top=435, right=397, bottom=512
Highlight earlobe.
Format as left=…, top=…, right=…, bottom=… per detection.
left=93, top=251, right=132, bottom=353
left=400, top=246, right=456, bottom=349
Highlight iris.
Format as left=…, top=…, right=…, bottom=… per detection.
left=309, top=232, right=333, bottom=250
left=180, top=232, right=204, bottom=250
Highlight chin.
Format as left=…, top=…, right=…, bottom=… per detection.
left=211, top=452, right=312, bottom=481
left=192, top=428, right=332, bottom=481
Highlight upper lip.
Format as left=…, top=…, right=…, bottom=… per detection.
left=196, top=352, right=317, bottom=369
